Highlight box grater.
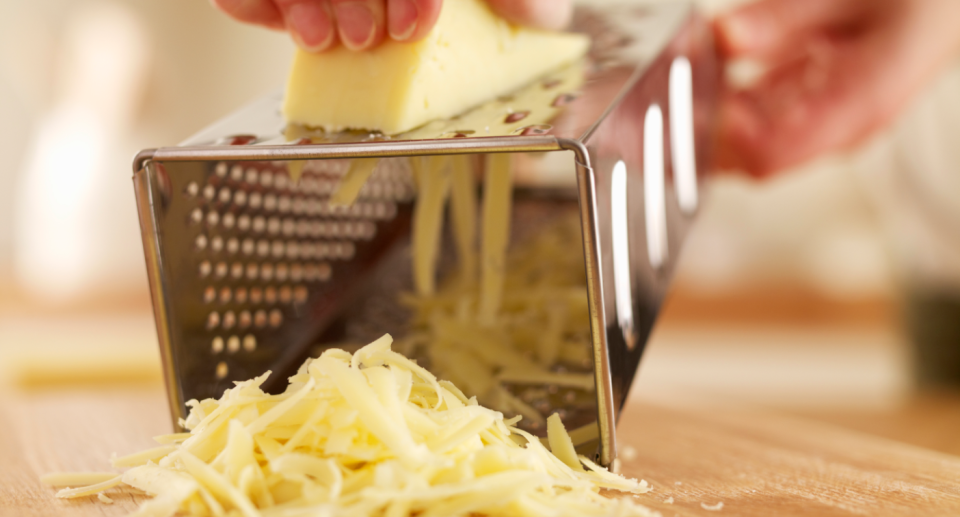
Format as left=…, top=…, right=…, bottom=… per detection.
left=132, top=1, right=718, bottom=467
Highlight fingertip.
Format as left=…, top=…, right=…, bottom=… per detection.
left=285, top=1, right=336, bottom=52
left=388, top=0, right=440, bottom=42
left=332, top=0, right=386, bottom=50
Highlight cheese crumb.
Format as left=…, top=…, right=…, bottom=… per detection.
left=665, top=497, right=674, bottom=504
left=702, top=501, right=724, bottom=511
left=97, top=493, right=113, bottom=504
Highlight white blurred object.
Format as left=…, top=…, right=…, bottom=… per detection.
left=858, top=60, right=960, bottom=291
left=14, top=1, right=150, bottom=301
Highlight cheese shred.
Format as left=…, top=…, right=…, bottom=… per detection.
left=49, top=336, right=654, bottom=516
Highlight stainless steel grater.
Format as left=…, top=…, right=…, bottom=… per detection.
left=132, top=1, right=718, bottom=467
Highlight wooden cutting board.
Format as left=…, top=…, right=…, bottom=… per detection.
left=3, top=385, right=960, bottom=516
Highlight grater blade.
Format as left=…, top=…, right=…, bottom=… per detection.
left=132, top=1, right=718, bottom=466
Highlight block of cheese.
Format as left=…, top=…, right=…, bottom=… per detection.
left=283, top=0, right=590, bottom=135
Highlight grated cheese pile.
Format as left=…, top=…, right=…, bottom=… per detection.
left=46, top=335, right=655, bottom=516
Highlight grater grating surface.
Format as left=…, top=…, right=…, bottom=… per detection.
left=132, top=1, right=719, bottom=466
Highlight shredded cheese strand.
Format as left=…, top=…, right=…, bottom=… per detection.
left=46, top=337, right=654, bottom=516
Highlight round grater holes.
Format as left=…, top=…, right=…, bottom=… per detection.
left=223, top=311, right=237, bottom=330
left=282, top=218, right=296, bottom=236
left=296, top=220, right=311, bottom=237
left=230, top=262, right=244, bottom=280
left=211, top=336, right=224, bottom=354
left=243, top=335, right=257, bottom=352
left=275, top=263, right=289, bottom=282
left=305, top=199, right=320, bottom=216
left=279, top=285, right=292, bottom=304
left=202, top=184, right=216, bottom=201
left=215, top=361, right=228, bottom=379
left=292, top=197, right=306, bottom=215
left=285, top=241, right=300, bottom=259
left=186, top=181, right=200, bottom=197
left=235, top=287, right=248, bottom=304
left=245, top=168, right=259, bottom=185
left=206, top=311, right=221, bottom=330
left=227, top=335, right=240, bottom=353
left=211, top=236, right=224, bottom=253
left=215, top=162, right=228, bottom=178
left=318, top=180, right=334, bottom=195
left=218, top=187, right=232, bottom=204
left=278, top=196, right=292, bottom=213
left=241, top=238, right=255, bottom=256
left=195, top=234, right=208, bottom=251
left=274, top=174, right=289, bottom=191
left=226, top=237, right=239, bottom=254
left=260, top=170, right=274, bottom=188
left=206, top=210, right=220, bottom=228
left=203, top=286, right=216, bottom=304
left=299, top=243, right=314, bottom=259
left=264, top=286, right=277, bottom=304
left=309, top=221, right=324, bottom=238
left=214, top=261, right=228, bottom=279
left=230, top=165, right=244, bottom=182
left=253, top=216, right=266, bottom=234
left=360, top=203, right=375, bottom=218
left=199, top=260, right=212, bottom=278
left=319, top=263, right=332, bottom=280
left=261, top=263, right=275, bottom=282
left=256, top=240, right=270, bottom=257
left=219, top=287, right=232, bottom=304
left=237, top=214, right=252, bottom=232
left=269, top=309, right=283, bottom=328
left=234, top=190, right=248, bottom=207
left=222, top=213, right=236, bottom=230
left=245, top=263, right=259, bottom=280
left=249, top=192, right=263, bottom=210
left=253, top=309, right=267, bottom=328
left=361, top=221, right=377, bottom=240
left=271, top=240, right=285, bottom=259
left=190, top=208, right=204, bottom=225
left=315, top=243, right=330, bottom=259
left=264, top=194, right=278, bottom=212
left=238, top=310, right=252, bottom=329
left=250, top=288, right=263, bottom=304
left=267, top=217, right=281, bottom=235
left=290, top=264, right=304, bottom=282
left=293, top=285, right=308, bottom=304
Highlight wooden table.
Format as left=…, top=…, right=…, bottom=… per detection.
left=4, top=385, right=960, bottom=516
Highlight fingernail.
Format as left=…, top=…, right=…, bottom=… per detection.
left=288, top=2, right=334, bottom=52
left=335, top=2, right=376, bottom=50
left=388, top=0, right=418, bottom=41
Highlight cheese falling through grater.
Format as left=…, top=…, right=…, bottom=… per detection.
left=132, top=2, right=718, bottom=468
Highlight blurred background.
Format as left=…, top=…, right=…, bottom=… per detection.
left=1, top=0, right=958, bottom=454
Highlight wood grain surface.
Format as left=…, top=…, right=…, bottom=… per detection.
left=3, top=385, right=960, bottom=516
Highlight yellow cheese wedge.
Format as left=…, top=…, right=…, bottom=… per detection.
left=283, top=0, right=590, bottom=134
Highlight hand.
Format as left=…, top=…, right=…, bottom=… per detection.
left=212, top=0, right=573, bottom=52
left=714, top=0, right=960, bottom=177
